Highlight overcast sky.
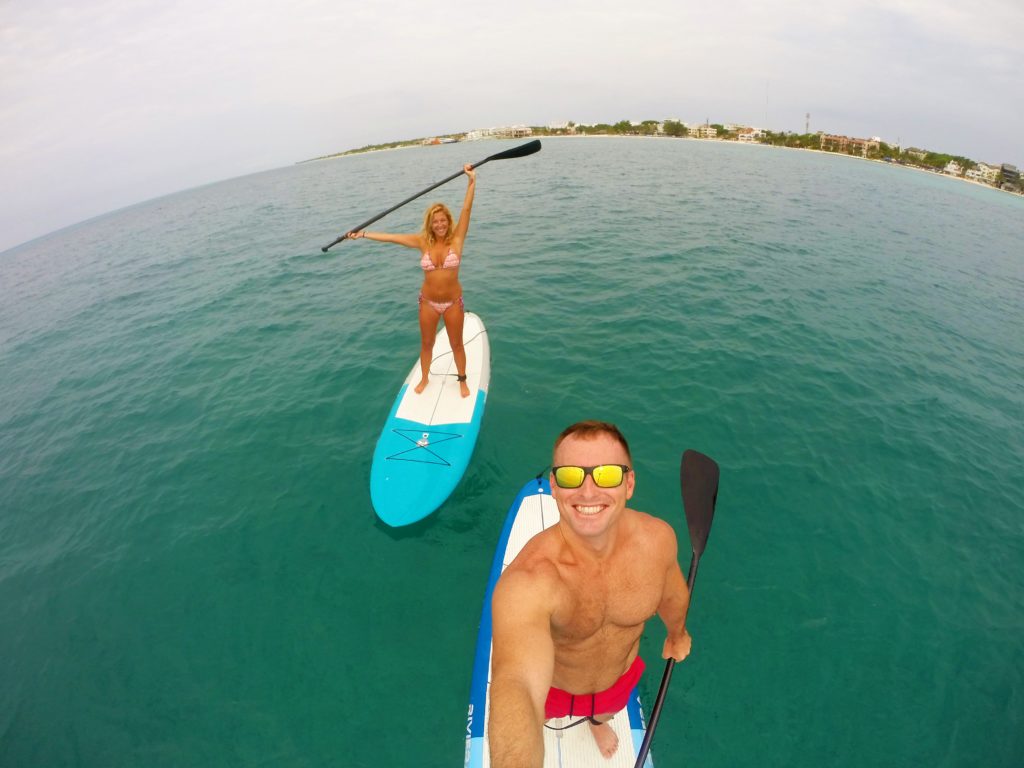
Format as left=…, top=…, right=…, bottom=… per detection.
left=1, top=0, right=1021, bottom=252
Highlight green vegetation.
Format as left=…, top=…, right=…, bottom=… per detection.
left=914, top=150, right=973, bottom=170
left=304, top=135, right=467, bottom=162
left=550, top=120, right=666, bottom=137
left=760, top=131, right=983, bottom=171
left=663, top=120, right=688, bottom=137
left=762, top=131, right=820, bottom=150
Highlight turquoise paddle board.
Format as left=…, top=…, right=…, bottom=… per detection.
left=370, top=312, right=489, bottom=526
left=465, top=476, right=654, bottom=767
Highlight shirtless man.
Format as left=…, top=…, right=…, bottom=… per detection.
left=488, top=420, right=692, bottom=766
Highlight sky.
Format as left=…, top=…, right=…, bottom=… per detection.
left=1, top=0, right=1021, bottom=253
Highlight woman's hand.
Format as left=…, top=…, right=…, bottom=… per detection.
left=464, top=164, right=476, bottom=183
left=345, top=231, right=366, bottom=240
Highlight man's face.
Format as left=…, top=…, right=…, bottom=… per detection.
left=550, top=432, right=635, bottom=539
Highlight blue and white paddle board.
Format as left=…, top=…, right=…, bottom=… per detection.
left=370, top=311, right=490, bottom=526
left=465, top=476, right=653, bottom=767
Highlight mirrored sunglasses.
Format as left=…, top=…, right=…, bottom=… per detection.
left=552, top=464, right=631, bottom=489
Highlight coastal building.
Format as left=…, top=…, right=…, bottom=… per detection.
left=464, top=126, right=532, bottom=140
left=965, top=163, right=1000, bottom=183
left=691, top=124, right=717, bottom=139
left=1000, top=164, right=1020, bottom=185
left=820, top=134, right=880, bottom=157
left=737, top=127, right=765, bottom=142
left=943, top=160, right=964, bottom=177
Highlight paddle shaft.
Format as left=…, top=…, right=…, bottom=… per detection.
left=321, top=168, right=465, bottom=252
left=633, top=449, right=719, bottom=768
left=320, top=139, right=540, bottom=252
left=633, top=553, right=702, bottom=768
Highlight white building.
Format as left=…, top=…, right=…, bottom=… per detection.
left=965, top=163, right=1000, bottom=184
left=465, top=126, right=532, bottom=140
left=504, top=125, right=533, bottom=138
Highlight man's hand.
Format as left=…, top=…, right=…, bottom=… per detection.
left=662, top=628, right=692, bottom=662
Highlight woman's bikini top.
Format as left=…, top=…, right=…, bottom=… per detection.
left=421, top=248, right=461, bottom=272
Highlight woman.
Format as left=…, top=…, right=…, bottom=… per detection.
left=346, top=164, right=476, bottom=398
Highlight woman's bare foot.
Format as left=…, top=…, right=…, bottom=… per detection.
left=588, top=720, right=618, bottom=759
left=459, top=379, right=470, bottom=398
left=414, top=378, right=429, bottom=393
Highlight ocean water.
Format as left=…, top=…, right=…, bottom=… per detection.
left=1, top=136, right=1022, bottom=767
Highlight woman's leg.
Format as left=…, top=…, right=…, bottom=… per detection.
left=442, top=300, right=469, bottom=398
left=416, top=298, right=441, bottom=393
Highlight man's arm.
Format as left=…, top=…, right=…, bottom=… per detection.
left=655, top=523, right=692, bottom=661
left=488, top=566, right=556, bottom=768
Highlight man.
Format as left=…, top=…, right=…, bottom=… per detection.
left=488, top=420, right=692, bottom=766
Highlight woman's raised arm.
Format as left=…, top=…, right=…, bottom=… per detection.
left=452, top=164, right=476, bottom=245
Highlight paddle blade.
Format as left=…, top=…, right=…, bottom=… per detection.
left=480, top=139, right=541, bottom=165
left=681, top=449, right=719, bottom=557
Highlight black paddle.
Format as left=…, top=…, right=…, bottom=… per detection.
left=634, top=449, right=720, bottom=768
left=320, top=139, right=542, bottom=252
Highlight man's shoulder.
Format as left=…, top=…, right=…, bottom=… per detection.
left=625, top=508, right=679, bottom=556
left=501, top=527, right=561, bottom=581
left=628, top=507, right=677, bottom=536
left=497, top=529, right=564, bottom=591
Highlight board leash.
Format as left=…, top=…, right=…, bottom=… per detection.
left=427, top=328, right=488, bottom=375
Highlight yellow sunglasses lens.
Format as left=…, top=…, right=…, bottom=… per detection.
left=553, top=465, right=627, bottom=489
left=592, top=465, right=624, bottom=488
left=554, top=466, right=585, bottom=488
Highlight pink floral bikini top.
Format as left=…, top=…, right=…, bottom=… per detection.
left=421, top=248, right=461, bottom=272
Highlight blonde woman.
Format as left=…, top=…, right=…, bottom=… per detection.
left=346, top=164, right=476, bottom=398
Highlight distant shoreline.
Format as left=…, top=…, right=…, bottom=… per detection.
left=302, top=133, right=1023, bottom=199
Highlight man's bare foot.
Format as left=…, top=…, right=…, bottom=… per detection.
left=414, top=378, right=429, bottom=393
left=588, top=720, right=618, bottom=759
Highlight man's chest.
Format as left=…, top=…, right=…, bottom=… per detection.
left=554, top=564, right=663, bottom=639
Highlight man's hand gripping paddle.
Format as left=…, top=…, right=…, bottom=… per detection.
left=634, top=449, right=720, bottom=767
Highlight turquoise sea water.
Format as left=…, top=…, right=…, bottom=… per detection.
left=1, top=137, right=1022, bottom=767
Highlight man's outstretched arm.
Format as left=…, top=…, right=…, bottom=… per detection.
left=488, top=568, right=556, bottom=768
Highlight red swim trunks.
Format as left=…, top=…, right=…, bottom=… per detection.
left=544, top=656, right=645, bottom=719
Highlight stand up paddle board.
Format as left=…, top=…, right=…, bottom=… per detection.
left=465, top=476, right=653, bottom=767
left=370, top=311, right=490, bottom=526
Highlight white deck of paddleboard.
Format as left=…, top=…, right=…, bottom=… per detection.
left=395, top=312, right=488, bottom=425
left=479, top=489, right=644, bottom=768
